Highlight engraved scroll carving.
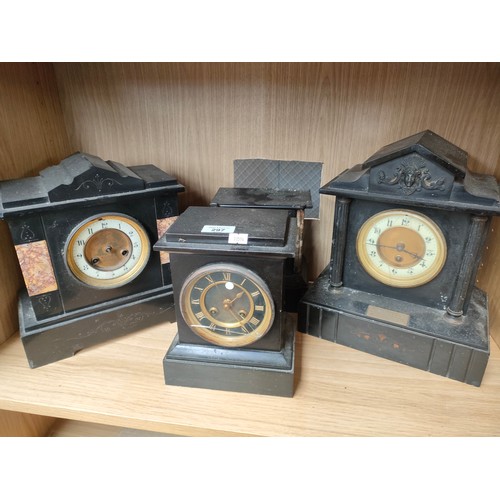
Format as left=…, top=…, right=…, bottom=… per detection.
left=15, top=240, right=58, bottom=296
left=157, top=216, right=178, bottom=264
left=76, top=173, right=122, bottom=193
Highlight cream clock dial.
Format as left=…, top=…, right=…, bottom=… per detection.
left=356, top=209, right=447, bottom=288
left=66, top=214, right=150, bottom=288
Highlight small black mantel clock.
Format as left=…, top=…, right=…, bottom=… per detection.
left=154, top=205, right=297, bottom=397
left=0, top=152, right=184, bottom=367
left=299, top=130, right=500, bottom=386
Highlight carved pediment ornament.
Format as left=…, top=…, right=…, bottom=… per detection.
left=377, top=157, right=446, bottom=195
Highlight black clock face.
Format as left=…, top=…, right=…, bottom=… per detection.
left=179, top=262, right=275, bottom=347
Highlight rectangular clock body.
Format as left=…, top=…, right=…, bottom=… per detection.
left=154, top=206, right=297, bottom=396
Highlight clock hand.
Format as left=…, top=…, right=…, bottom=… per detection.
left=366, top=242, right=425, bottom=262
left=399, top=248, right=425, bottom=261
left=223, top=290, right=245, bottom=308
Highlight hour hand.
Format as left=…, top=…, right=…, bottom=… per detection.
left=223, top=290, right=244, bottom=308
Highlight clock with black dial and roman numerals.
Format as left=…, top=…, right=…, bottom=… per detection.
left=154, top=205, right=297, bottom=397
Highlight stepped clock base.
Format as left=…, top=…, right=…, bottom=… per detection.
left=163, top=316, right=296, bottom=397
left=299, top=270, right=489, bottom=387
left=19, top=287, right=176, bottom=368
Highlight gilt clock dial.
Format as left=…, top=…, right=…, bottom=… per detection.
left=179, top=262, right=275, bottom=347
left=356, top=209, right=447, bottom=288
left=66, top=213, right=151, bottom=288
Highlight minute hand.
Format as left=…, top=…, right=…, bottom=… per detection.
left=367, top=242, right=425, bottom=261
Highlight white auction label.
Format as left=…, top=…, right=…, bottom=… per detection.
left=228, top=233, right=249, bottom=244
left=201, top=225, right=236, bottom=234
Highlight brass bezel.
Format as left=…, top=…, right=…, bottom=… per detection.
left=180, top=262, right=275, bottom=347
left=66, top=213, right=150, bottom=289
left=356, top=209, right=447, bottom=288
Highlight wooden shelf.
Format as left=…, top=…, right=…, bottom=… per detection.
left=1, top=319, right=499, bottom=436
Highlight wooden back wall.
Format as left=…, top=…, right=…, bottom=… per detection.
left=1, top=62, right=499, bottom=343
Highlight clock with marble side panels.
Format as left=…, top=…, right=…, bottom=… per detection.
left=299, top=130, right=500, bottom=386
left=0, top=152, right=184, bottom=367
left=154, top=206, right=297, bottom=397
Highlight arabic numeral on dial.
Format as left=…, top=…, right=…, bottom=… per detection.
left=367, top=238, right=375, bottom=244
left=401, top=218, right=410, bottom=226
left=370, top=250, right=377, bottom=257
left=391, top=269, right=398, bottom=275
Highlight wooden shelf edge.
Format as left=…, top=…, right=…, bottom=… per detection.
left=1, top=322, right=500, bottom=437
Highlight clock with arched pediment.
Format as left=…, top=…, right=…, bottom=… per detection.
left=299, top=130, right=500, bottom=386
left=0, top=152, right=184, bottom=368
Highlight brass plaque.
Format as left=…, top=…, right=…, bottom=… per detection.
left=366, top=305, right=410, bottom=327
left=15, top=240, right=58, bottom=296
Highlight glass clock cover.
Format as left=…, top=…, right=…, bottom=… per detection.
left=356, top=209, right=447, bottom=288
left=179, top=262, right=275, bottom=347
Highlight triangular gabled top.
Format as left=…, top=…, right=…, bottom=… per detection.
left=320, top=131, right=500, bottom=215
left=0, top=152, right=184, bottom=217
left=39, top=152, right=146, bottom=202
left=363, top=130, right=468, bottom=178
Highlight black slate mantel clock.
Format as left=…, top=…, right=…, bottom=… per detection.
left=299, top=130, right=500, bottom=386
left=154, top=205, right=297, bottom=397
left=0, top=152, right=184, bottom=367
